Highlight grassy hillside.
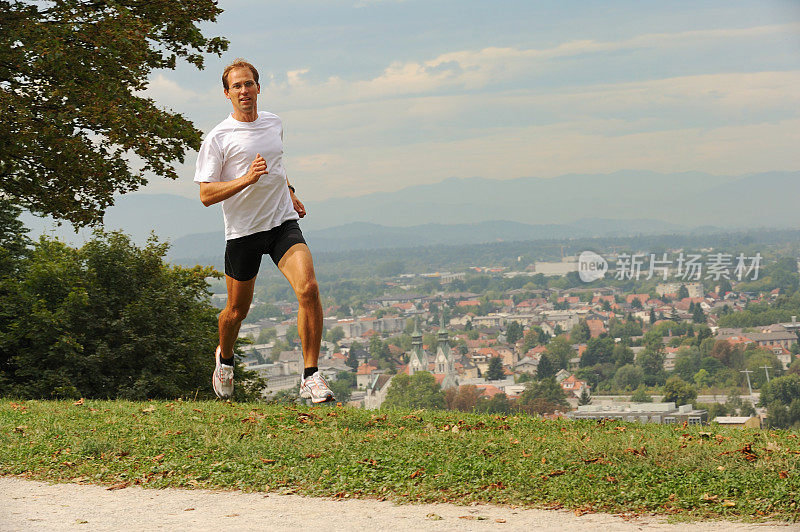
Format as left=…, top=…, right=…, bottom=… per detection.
left=1, top=400, right=798, bottom=521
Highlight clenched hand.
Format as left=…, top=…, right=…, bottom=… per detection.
left=246, top=153, right=268, bottom=184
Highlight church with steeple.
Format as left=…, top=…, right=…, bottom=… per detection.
left=407, top=320, right=428, bottom=375
left=406, top=318, right=458, bottom=390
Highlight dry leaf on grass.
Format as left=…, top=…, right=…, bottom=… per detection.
left=624, top=447, right=647, bottom=456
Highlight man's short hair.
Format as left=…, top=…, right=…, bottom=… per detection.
left=222, top=59, right=259, bottom=90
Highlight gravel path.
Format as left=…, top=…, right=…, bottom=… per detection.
left=0, top=477, right=792, bottom=531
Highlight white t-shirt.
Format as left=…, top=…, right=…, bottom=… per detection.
left=194, top=111, right=299, bottom=240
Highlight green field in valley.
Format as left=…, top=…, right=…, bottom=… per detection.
left=1, top=400, right=798, bottom=521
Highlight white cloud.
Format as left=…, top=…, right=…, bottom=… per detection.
left=293, top=153, right=346, bottom=172
left=286, top=69, right=310, bottom=87
left=258, top=23, right=800, bottom=108
left=282, top=70, right=800, bottom=148
left=273, top=68, right=800, bottom=200
left=140, top=68, right=800, bottom=201
left=138, top=74, right=208, bottom=109
left=138, top=24, right=800, bottom=202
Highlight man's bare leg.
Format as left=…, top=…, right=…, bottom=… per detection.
left=219, top=275, right=257, bottom=359
left=277, top=243, right=322, bottom=369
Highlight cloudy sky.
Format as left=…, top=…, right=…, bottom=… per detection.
left=140, top=0, right=800, bottom=203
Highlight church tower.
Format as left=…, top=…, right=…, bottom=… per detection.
left=433, top=315, right=457, bottom=389
left=407, top=319, right=427, bottom=375
left=435, top=326, right=454, bottom=374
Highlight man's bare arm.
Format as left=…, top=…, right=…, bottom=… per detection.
left=286, top=177, right=306, bottom=217
left=199, top=154, right=267, bottom=207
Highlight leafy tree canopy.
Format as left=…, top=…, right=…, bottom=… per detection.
left=328, top=371, right=355, bottom=404
left=444, top=384, right=482, bottom=412
left=577, top=386, right=591, bottom=406
left=636, top=347, right=666, bottom=386
left=0, top=228, right=264, bottom=400
left=475, top=392, right=513, bottom=414
left=0, top=198, right=31, bottom=278
left=614, top=363, right=644, bottom=391
left=0, top=0, right=228, bottom=225
left=580, top=337, right=614, bottom=367
left=759, top=373, right=800, bottom=408
left=505, top=321, right=523, bottom=345
left=544, top=335, right=573, bottom=368
left=383, top=372, right=445, bottom=410
left=536, top=353, right=556, bottom=379
left=570, top=319, right=590, bottom=343
left=518, top=377, right=569, bottom=414
left=630, top=385, right=652, bottom=403
left=662, top=376, right=697, bottom=407
left=486, top=356, right=505, bottom=381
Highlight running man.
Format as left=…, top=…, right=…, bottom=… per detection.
left=194, top=58, right=334, bottom=403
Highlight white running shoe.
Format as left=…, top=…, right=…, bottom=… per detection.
left=212, top=346, right=234, bottom=399
left=300, top=371, right=336, bottom=403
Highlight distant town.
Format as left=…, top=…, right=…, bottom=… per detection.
left=219, top=252, right=800, bottom=429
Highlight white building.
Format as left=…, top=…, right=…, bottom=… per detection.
left=363, top=374, right=394, bottom=409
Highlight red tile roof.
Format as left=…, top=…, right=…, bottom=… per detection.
left=476, top=384, right=504, bottom=398
left=585, top=319, right=606, bottom=338
left=356, top=363, right=378, bottom=375
left=527, top=345, right=547, bottom=356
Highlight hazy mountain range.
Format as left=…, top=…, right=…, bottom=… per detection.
left=165, top=217, right=706, bottom=260
left=21, top=170, right=799, bottom=259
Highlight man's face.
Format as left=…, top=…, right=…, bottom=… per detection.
left=224, top=67, right=260, bottom=114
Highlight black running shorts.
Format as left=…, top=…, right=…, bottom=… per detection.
left=224, top=219, right=306, bottom=281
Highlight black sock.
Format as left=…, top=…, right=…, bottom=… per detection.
left=220, top=354, right=235, bottom=367
left=303, top=366, right=318, bottom=379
